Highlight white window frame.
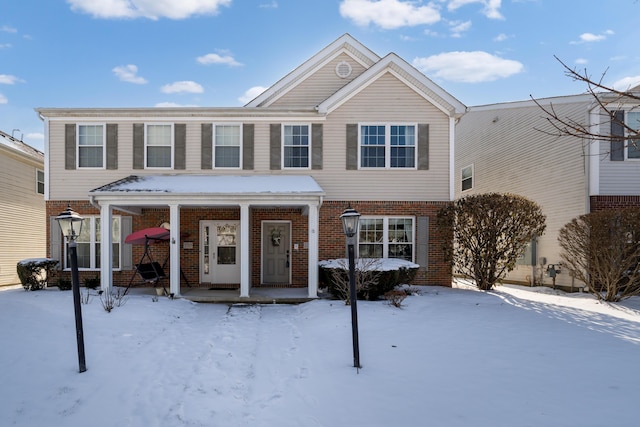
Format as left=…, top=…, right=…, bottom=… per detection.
left=145, top=123, right=174, bottom=169
left=64, top=216, right=121, bottom=271
left=282, top=123, right=311, bottom=169
left=358, top=123, right=418, bottom=170
left=461, top=164, right=474, bottom=191
left=213, top=123, right=243, bottom=169
left=357, top=216, right=415, bottom=262
left=76, top=123, right=106, bottom=169
left=36, top=169, right=44, bottom=195
left=625, top=111, right=640, bottom=160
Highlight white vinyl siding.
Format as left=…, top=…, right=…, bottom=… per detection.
left=146, top=124, right=173, bottom=169
left=77, top=124, right=105, bottom=168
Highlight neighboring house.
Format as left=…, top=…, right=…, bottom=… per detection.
left=0, top=130, right=46, bottom=286
left=37, top=34, right=466, bottom=298
left=455, top=92, right=640, bottom=288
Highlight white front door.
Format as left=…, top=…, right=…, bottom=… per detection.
left=200, top=221, right=241, bottom=284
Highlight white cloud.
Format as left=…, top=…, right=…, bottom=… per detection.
left=0, top=74, right=23, bottom=84
left=448, top=0, right=504, bottom=20
left=494, top=33, right=508, bottom=42
left=66, top=0, right=232, bottom=20
left=259, top=1, right=278, bottom=8
left=196, top=52, right=243, bottom=67
left=574, top=58, right=588, bottom=65
left=26, top=132, right=44, bottom=141
left=0, top=93, right=7, bottom=104
left=161, top=81, right=204, bottom=94
left=1, top=25, right=17, bottom=33
left=612, top=76, right=640, bottom=91
left=112, top=64, right=148, bottom=84
left=450, top=20, right=471, bottom=38
left=0, top=43, right=12, bottom=49
left=155, top=102, right=200, bottom=107
left=339, top=0, right=440, bottom=29
left=412, top=51, right=523, bottom=82
left=239, top=86, right=268, bottom=104
left=571, top=30, right=614, bottom=44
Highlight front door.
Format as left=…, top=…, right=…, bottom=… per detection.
left=200, top=221, right=240, bottom=284
left=262, top=221, right=291, bottom=284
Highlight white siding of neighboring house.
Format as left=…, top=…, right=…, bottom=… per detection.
left=596, top=110, right=640, bottom=195
left=0, top=142, right=46, bottom=286
left=455, top=97, right=590, bottom=287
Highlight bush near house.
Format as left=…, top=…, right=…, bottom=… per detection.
left=437, top=193, right=546, bottom=291
left=559, top=208, right=640, bottom=302
left=16, top=258, right=59, bottom=291
left=319, top=258, right=418, bottom=302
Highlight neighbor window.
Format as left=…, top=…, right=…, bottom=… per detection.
left=145, top=124, right=173, bottom=168
left=283, top=124, right=310, bottom=168
left=461, top=164, right=473, bottom=191
left=36, top=169, right=44, bottom=195
left=358, top=217, right=414, bottom=262
left=65, top=216, right=121, bottom=270
left=77, top=124, right=105, bottom=168
left=627, top=112, right=640, bottom=159
left=214, top=124, right=241, bottom=168
left=360, top=124, right=416, bottom=169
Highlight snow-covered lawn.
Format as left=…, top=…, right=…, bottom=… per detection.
left=2, top=281, right=640, bottom=427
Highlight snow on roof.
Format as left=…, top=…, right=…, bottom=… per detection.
left=90, top=175, right=325, bottom=195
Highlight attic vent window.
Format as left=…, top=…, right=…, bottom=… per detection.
left=335, top=61, right=352, bottom=79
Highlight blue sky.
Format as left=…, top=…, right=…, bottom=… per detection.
left=2, top=0, right=639, bottom=151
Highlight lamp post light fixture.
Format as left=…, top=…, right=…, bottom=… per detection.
left=340, top=205, right=361, bottom=369
left=55, top=205, right=87, bottom=373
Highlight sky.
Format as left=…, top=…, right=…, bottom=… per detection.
left=2, top=280, right=640, bottom=426
left=2, top=0, right=640, bottom=152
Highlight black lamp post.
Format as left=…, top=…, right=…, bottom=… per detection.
left=55, top=205, right=87, bottom=373
left=340, top=205, right=361, bottom=369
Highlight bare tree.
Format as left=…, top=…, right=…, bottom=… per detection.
left=531, top=56, right=640, bottom=154
left=437, top=193, right=546, bottom=291
left=559, top=208, right=640, bottom=302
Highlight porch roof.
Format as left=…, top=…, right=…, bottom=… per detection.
left=88, top=174, right=326, bottom=208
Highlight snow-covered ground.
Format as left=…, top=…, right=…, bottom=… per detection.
left=2, top=281, right=640, bottom=427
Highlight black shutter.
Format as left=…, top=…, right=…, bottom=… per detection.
left=346, top=124, right=358, bottom=170
left=243, top=124, right=254, bottom=170
left=133, top=123, right=144, bottom=169
left=611, top=110, right=625, bottom=161
left=418, top=124, right=429, bottom=170
left=174, top=124, right=186, bottom=170
left=201, top=123, right=212, bottom=169
left=270, top=124, right=281, bottom=170
left=65, top=124, right=76, bottom=170
left=106, top=124, right=118, bottom=170
left=416, top=216, right=429, bottom=270
left=312, top=123, right=323, bottom=170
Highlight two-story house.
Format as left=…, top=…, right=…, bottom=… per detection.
left=0, top=130, right=46, bottom=286
left=456, top=92, right=640, bottom=289
left=38, top=34, right=465, bottom=299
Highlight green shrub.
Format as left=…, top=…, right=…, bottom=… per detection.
left=319, top=258, right=419, bottom=301
left=56, top=277, right=72, bottom=291
left=17, top=258, right=59, bottom=291
left=83, top=275, right=101, bottom=289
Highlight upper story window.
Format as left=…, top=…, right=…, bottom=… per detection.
left=36, top=169, right=44, bottom=195
left=461, top=164, right=473, bottom=191
left=627, top=111, right=640, bottom=159
left=214, top=124, right=242, bottom=168
left=146, top=124, right=173, bottom=168
left=77, top=124, right=105, bottom=168
left=65, top=216, right=121, bottom=271
left=358, top=217, right=414, bottom=262
left=359, top=124, right=416, bottom=169
left=283, top=124, right=310, bottom=168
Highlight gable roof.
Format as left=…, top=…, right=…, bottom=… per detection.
left=245, top=33, right=380, bottom=108
left=317, top=52, right=466, bottom=117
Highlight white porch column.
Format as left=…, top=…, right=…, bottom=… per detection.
left=99, top=203, right=113, bottom=293
left=169, top=204, right=181, bottom=296
left=307, top=202, right=320, bottom=298
left=240, top=203, right=250, bottom=297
